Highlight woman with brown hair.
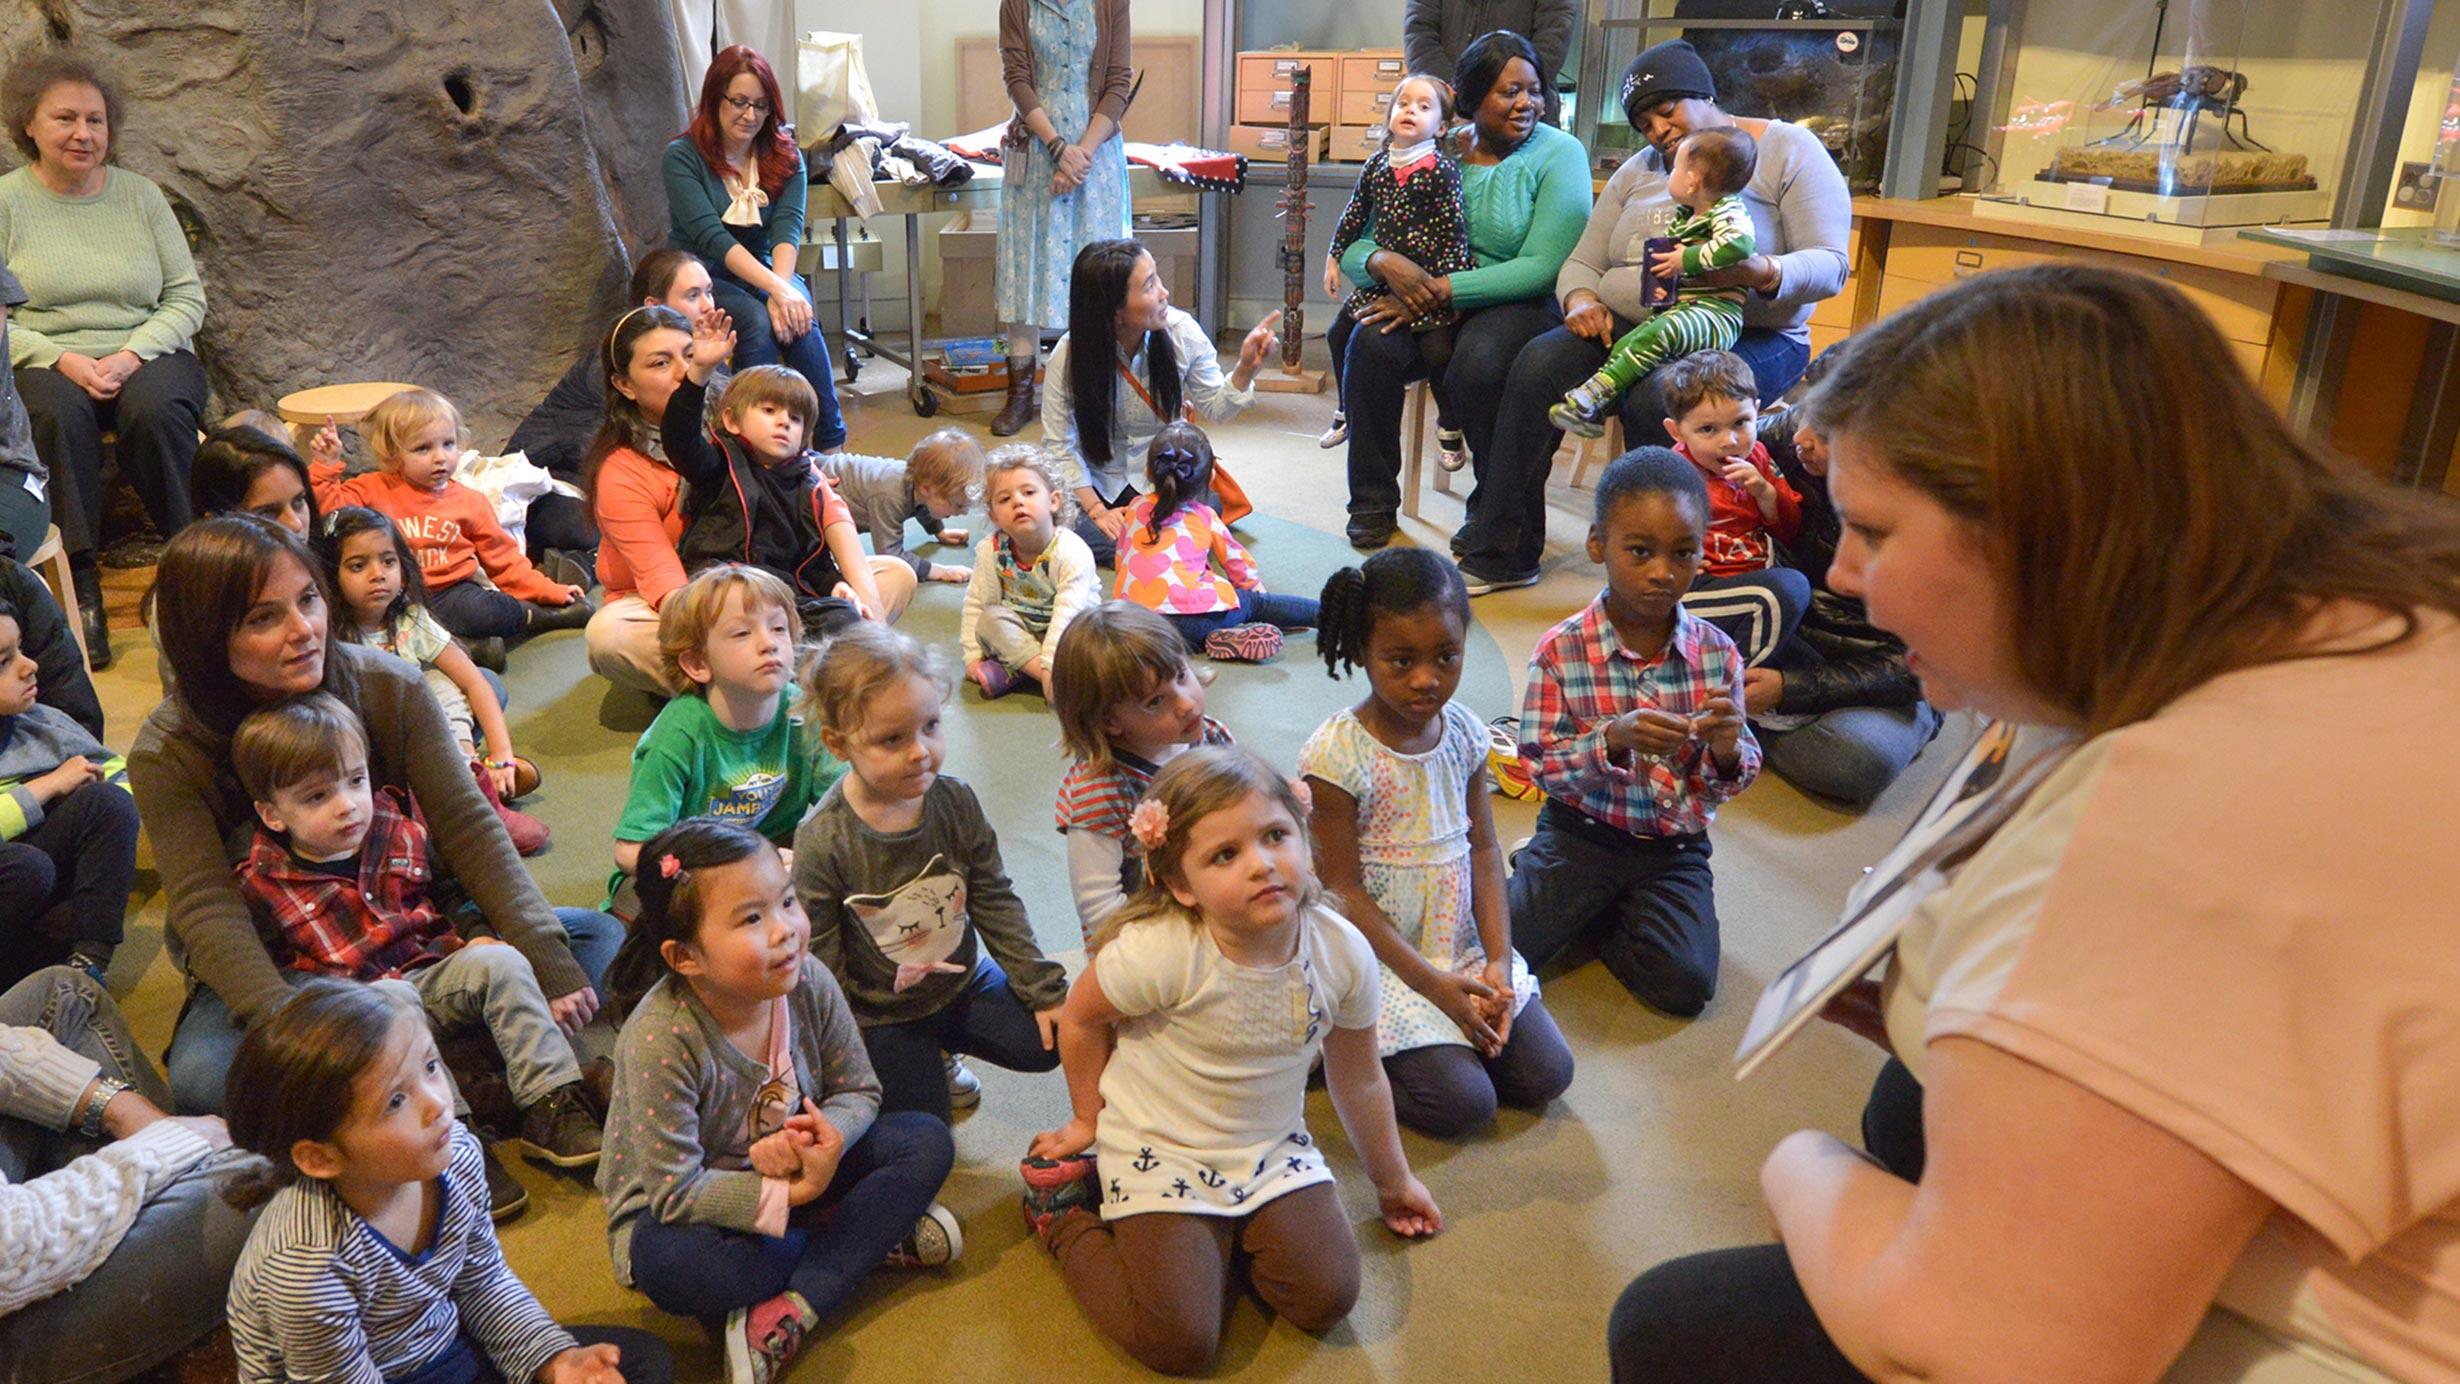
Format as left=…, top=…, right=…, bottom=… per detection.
left=128, top=518, right=622, bottom=1152
left=1610, top=263, right=2460, bottom=1381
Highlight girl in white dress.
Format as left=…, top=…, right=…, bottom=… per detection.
left=1300, top=549, right=1573, bottom=1137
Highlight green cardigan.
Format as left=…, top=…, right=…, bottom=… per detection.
left=1339, top=121, right=1592, bottom=311
left=0, top=166, right=204, bottom=367
left=662, top=136, right=809, bottom=276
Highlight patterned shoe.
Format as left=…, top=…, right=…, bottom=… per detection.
left=1437, top=427, right=1471, bottom=472
left=884, top=1202, right=964, bottom=1268
left=945, top=1052, right=982, bottom=1110
left=1204, top=622, right=1283, bottom=663
left=725, top=1290, right=817, bottom=1384
left=1549, top=377, right=1613, bottom=439
left=1486, top=716, right=1543, bottom=803
left=1020, top=1153, right=1100, bottom=1238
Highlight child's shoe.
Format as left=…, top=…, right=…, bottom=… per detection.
left=1204, top=623, right=1283, bottom=663
left=1020, top=1153, right=1100, bottom=1239
left=1549, top=376, right=1615, bottom=439
left=883, top=1202, right=964, bottom=1268
left=1437, top=426, right=1471, bottom=472
left=471, top=761, right=550, bottom=856
left=481, top=1144, right=529, bottom=1222
left=725, top=1290, right=818, bottom=1384
left=968, top=659, right=1019, bottom=701
left=945, top=1052, right=982, bottom=1109
left=515, top=1082, right=602, bottom=1168
left=1317, top=412, right=1349, bottom=448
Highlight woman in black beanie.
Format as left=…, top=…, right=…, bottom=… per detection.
left=1452, top=39, right=1851, bottom=594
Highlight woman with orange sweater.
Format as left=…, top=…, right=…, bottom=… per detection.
left=581, top=307, right=699, bottom=695
left=310, top=388, right=591, bottom=651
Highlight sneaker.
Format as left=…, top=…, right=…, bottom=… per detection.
left=1317, top=413, right=1349, bottom=448
left=481, top=1144, right=529, bottom=1222
left=1549, top=377, right=1614, bottom=439
left=1485, top=716, right=1543, bottom=803
left=538, top=548, right=595, bottom=593
left=1344, top=514, right=1397, bottom=551
left=1459, top=562, right=1541, bottom=597
left=724, top=1290, right=818, bottom=1384
left=1204, top=623, right=1283, bottom=663
left=967, top=660, right=1018, bottom=702
left=1019, top=1153, right=1100, bottom=1238
left=884, top=1202, right=964, bottom=1268
left=65, top=943, right=112, bottom=987
left=516, top=1082, right=602, bottom=1168
left=1437, top=427, right=1471, bottom=472
left=945, top=1052, right=982, bottom=1109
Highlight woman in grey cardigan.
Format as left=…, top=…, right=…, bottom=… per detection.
left=128, top=517, right=622, bottom=1117
left=1454, top=40, right=1850, bottom=593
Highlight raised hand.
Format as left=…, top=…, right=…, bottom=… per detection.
left=688, top=311, right=738, bottom=384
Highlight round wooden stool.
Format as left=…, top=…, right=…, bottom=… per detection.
left=276, top=381, right=420, bottom=427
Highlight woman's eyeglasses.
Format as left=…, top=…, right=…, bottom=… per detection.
left=723, top=95, right=772, bottom=117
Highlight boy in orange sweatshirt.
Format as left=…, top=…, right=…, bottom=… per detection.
left=312, top=388, right=593, bottom=648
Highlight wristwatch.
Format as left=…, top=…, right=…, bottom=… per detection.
left=77, top=1076, right=130, bottom=1139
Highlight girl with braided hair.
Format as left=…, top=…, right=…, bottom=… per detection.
left=1300, top=548, right=1572, bottom=1137
left=1112, top=423, right=1318, bottom=658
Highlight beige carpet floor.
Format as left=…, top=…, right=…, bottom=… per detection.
left=89, top=365, right=1969, bottom=1382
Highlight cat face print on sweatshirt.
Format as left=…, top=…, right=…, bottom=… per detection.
left=846, top=855, right=969, bottom=991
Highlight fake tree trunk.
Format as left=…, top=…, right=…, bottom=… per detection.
left=1, top=0, right=687, bottom=446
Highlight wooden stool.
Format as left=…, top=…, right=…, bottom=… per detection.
left=276, top=381, right=420, bottom=427
left=30, top=524, right=85, bottom=668
left=1568, top=416, right=1626, bottom=490
left=1399, top=380, right=1458, bottom=520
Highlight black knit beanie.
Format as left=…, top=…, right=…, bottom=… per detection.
left=1620, top=40, right=1717, bottom=128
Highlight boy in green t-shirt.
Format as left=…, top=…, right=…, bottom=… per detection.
left=606, top=566, right=844, bottom=913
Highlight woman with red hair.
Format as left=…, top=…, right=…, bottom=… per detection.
left=660, top=45, right=845, bottom=451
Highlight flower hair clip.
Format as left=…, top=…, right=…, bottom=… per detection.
left=1286, top=777, right=1313, bottom=813
left=658, top=853, right=682, bottom=880
left=1127, top=799, right=1171, bottom=850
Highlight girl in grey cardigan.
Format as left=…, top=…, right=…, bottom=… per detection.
left=599, top=821, right=956, bottom=1384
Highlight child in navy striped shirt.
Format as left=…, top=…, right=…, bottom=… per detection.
left=221, top=980, right=671, bottom=1384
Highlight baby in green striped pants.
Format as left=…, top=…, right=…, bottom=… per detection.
left=1553, top=126, right=1760, bottom=439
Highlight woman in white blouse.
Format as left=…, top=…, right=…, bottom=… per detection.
left=1039, top=238, right=1279, bottom=563
left=0, top=966, right=251, bottom=1381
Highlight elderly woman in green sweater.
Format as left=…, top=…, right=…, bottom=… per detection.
left=1, top=53, right=208, bottom=666
left=1333, top=30, right=1592, bottom=552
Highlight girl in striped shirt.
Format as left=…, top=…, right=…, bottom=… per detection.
left=221, top=980, right=670, bottom=1384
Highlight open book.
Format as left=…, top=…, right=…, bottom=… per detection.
left=1733, top=721, right=2072, bottom=1081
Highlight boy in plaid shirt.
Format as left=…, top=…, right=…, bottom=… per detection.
left=231, top=693, right=602, bottom=1168
left=1511, top=450, right=1758, bottom=1017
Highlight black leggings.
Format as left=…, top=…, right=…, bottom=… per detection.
left=1606, top=1059, right=1924, bottom=1382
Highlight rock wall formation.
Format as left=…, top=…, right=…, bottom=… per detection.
left=1, top=0, right=688, bottom=445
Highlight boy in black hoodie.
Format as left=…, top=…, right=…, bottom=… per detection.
left=664, top=313, right=913, bottom=636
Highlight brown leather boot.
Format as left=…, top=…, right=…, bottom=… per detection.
left=990, top=366, right=1039, bottom=436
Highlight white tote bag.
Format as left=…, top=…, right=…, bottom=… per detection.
left=798, top=31, right=884, bottom=217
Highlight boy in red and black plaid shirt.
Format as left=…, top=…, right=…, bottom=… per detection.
left=1511, top=449, right=1759, bottom=1018
left=231, top=693, right=602, bottom=1168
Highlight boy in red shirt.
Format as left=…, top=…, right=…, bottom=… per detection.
left=1656, top=351, right=1811, bottom=667
left=312, top=388, right=593, bottom=646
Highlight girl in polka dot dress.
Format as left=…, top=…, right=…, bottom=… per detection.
left=1298, top=549, right=1575, bottom=1138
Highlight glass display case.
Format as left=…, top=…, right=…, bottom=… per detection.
left=1571, top=1, right=1901, bottom=188
left=1978, top=0, right=2367, bottom=229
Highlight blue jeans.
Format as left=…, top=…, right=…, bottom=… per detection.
left=709, top=273, right=846, bottom=451
left=166, top=907, right=622, bottom=1114
left=1161, top=588, right=1321, bottom=649
left=1460, top=323, right=1811, bottom=579
left=627, top=1111, right=953, bottom=1324
left=861, top=957, right=1059, bottom=1123
left=0, top=968, right=260, bottom=1384
left=390, top=1329, right=673, bottom=1384
left=1760, top=702, right=1944, bottom=810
